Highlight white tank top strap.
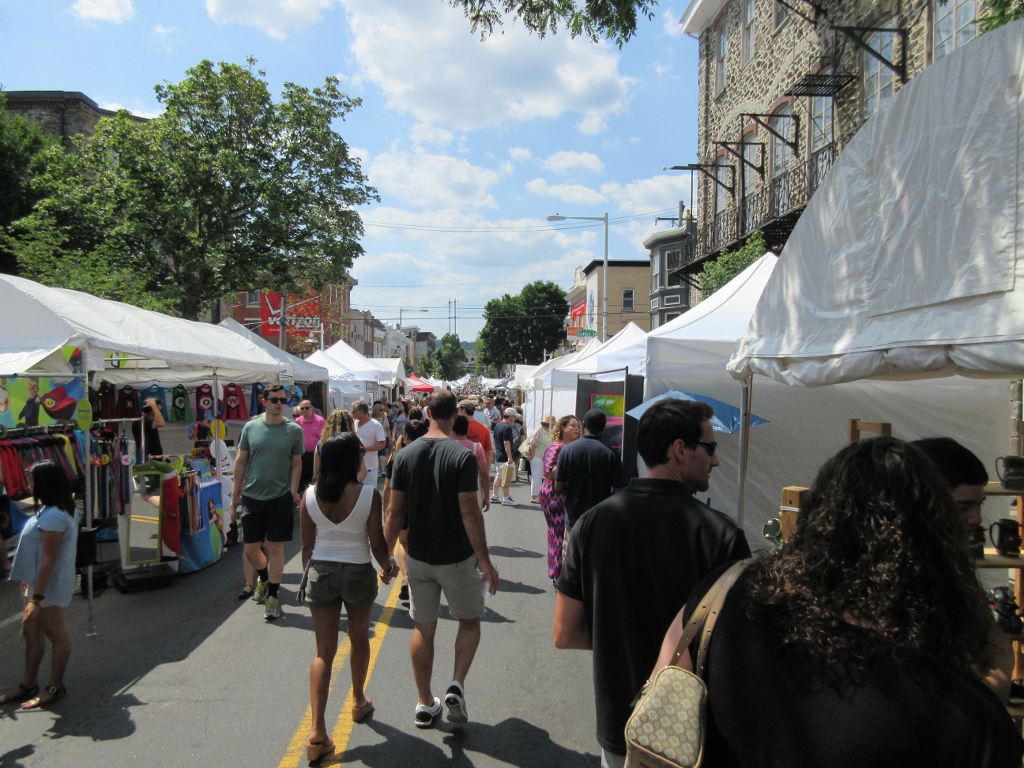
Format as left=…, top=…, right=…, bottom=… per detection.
left=304, top=486, right=332, bottom=527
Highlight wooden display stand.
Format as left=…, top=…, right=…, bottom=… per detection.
left=848, top=419, right=892, bottom=443
left=779, top=486, right=808, bottom=542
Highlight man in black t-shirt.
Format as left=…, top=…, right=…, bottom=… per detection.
left=555, top=408, right=624, bottom=530
left=553, top=399, right=750, bottom=767
left=387, top=389, right=500, bottom=729
left=490, top=408, right=519, bottom=507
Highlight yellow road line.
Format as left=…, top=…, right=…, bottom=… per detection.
left=278, top=577, right=403, bottom=768
left=328, top=578, right=403, bottom=756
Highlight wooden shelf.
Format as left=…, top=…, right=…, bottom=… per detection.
left=985, top=482, right=1024, bottom=497
left=976, top=548, right=1024, bottom=568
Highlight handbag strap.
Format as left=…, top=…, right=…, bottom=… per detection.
left=669, top=559, right=750, bottom=675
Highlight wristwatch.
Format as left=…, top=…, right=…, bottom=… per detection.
left=31, top=593, right=45, bottom=604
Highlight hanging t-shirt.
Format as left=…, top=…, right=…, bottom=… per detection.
left=195, top=384, right=215, bottom=421
left=97, top=381, right=117, bottom=419
left=161, top=469, right=181, bottom=555
left=250, top=382, right=266, bottom=415
left=116, top=386, right=141, bottom=419
left=140, top=385, right=167, bottom=416
left=170, top=385, right=192, bottom=423
left=222, top=383, right=249, bottom=421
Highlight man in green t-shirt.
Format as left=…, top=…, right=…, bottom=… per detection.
left=232, top=383, right=304, bottom=621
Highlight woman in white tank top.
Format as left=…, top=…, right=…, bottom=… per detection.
left=299, top=432, right=396, bottom=761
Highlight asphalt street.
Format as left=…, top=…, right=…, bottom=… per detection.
left=0, top=477, right=602, bottom=768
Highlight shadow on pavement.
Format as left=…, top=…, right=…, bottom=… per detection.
left=488, top=546, right=543, bottom=560
left=494, top=579, right=546, bottom=596
left=328, top=717, right=598, bottom=768
left=0, top=743, right=35, bottom=768
left=0, top=530, right=305, bottom=743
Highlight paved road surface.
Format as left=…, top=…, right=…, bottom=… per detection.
left=0, top=479, right=602, bottom=768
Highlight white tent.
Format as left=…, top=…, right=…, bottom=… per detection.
left=728, top=18, right=1024, bottom=387
left=550, top=322, right=648, bottom=386
left=218, top=318, right=329, bottom=382
left=0, top=274, right=284, bottom=378
left=320, top=339, right=393, bottom=384
left=521, top=339, right=604, bottom=433
left=644, top=254, right=1009, bottom=548
left=512, top=365, right=539, bottom=391
left=373, top=358, right=406, bottom=382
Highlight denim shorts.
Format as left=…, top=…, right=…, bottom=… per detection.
left=304, top=561, right=378, bottom=608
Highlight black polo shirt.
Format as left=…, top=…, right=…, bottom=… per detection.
left=555, top=477, right=751, bottom=756
left=555, top=434, right=623, bottom=528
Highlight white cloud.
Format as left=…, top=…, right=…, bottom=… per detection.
left=152, top=23, right=176, bottom=52
left=409, top=122, right=455, bottom=147
left=601, top=173, right=693, bottom=215
left=368, top=149, right=501, bottom=209
left=205, top=0, right=338, bottom=40
left=341, top=0, right=633, bottom=133
left=542, top=151, right=604, bottom=175
left=526, top=178, right=606, bottom=206
left=99, top=101, right=162, bottom=119
left=663, top=7, right=685, bottom=36
left=70, top=0, right=134, bottom=23
left=508, top=147, right=532, bottom=162
left=629, top=137, right=641, bottom=144
left=652, top=63, right=669, bottom=76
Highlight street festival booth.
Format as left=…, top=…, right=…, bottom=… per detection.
left=306, top=349, right=373, bottom=411
left=522, top=338, right=604, bottom=434
left=722, top=19, right=1024, bottom=548
left=372, top=358, right=406, bottom=400
left=644, top=251, right=1008, bottom=548
left=407, top=374, right=436, bottom=393
left=218, top=317, right=329, bottom=392
left=0, top=274, right=284, bottom=628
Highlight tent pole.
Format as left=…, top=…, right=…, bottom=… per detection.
left=736, top=376, right=752, bottom=528
left=82, top=350, right=96, bottom=637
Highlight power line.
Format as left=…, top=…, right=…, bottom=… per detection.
left=361, top=208, right=679, bottom=234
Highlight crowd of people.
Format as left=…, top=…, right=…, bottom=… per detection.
left=4, top=382, right=1024, bottom=768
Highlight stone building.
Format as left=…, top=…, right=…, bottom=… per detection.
left=4, top=91, right=148, bottom=150
left=671, top=0, right=984, bottom=292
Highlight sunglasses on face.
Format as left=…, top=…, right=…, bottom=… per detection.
left=266, top=397, right=288, bottom=405
left=695, top=439, right=718, bottom=457
left=299, top=406, right=311, bottom=410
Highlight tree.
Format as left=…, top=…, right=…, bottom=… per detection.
left=697, top=231, right=767, bottom=298
left=7, top=58, right=378, bottom=319
left=451, top=0, right=656, bottom=47
left=979, top=0, right=1024, bottom=31
left=417, top=351, right=440, bottom=379
left=0, top=94, right=55, bottom=275
left=478, top=280, right=568, bottom=369
left=435, top=333, right=468, bottom=380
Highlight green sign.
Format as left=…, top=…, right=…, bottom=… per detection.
left=576, top=329, right=597, bottom=337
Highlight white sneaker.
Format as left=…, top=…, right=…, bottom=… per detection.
left=444, top=681, right=468, bottom=724
left=264, top=596, right=283, bottom=621
left=501, top=497, right=519, bottom=507
left=490, top=494, right=500, bottom=503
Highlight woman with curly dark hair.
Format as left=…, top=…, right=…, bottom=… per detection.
left=652, top=437, right=1023, bottom=767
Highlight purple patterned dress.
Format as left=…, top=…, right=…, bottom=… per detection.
left=539, top=441, right=567, bottom=580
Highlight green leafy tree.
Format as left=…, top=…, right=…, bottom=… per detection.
left=451, top=0, right=656, bottom=46
left=435, top=333, right=468, bottom=380
left=8, top=58, right=378, bottom=319
left=478, top=280, right=568, bottom=369
left=0, top=94, right=56, bottom=275
left=417, top=350, right=440, bottom=379
left=697, top=231, right=767, bottom=298
left=979, top=0, right=1024, bottom=31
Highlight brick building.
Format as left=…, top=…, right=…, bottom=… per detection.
left=671, top=0, right=984, bottom=294
left=231, top=282, right=353, bottom=356
left=4, top=91, right=148, bottom=150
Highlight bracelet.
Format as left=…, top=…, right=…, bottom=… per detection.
left=32, top=593, right=45, bottom=602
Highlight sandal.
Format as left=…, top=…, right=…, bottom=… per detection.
left=21, top=684, right=66, bottom=710
left=237, top=585, right=254, bottom=600
left=306, top=736, right=335, bottom=761
left=0, top=683, right=39, bottom=705
left=351, top=697, right=375, bottom=722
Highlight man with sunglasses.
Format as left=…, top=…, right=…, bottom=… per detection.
left=295, top=400, right=326, bottom=494
left=553, top=399, right=750, bottom=768
left=232, top=384, right=305, bottom=621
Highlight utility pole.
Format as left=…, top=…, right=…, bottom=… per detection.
left=278, top=292, right=288, bottom=350
left=454, top=299, right=458, bottom=336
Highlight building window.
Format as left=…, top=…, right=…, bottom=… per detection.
left=651, top=315, right=661, bottom=330
left=742, top=0, right=756, bottom=65
left=651, top=253, right=663, bottom=292
left=741, top=129, right=760, bottom=231
left=651, top=297, right=660, bottom=309
left=934, top=0, right=977, bottom=60
left=664, top=295, right=682, bottom=306
left=622, top=289, right=635, bottom=312
left=665, top=312, right=681, bottom=323
left=810, top=95, right=833, bottom=152
left=246, top=291, right=260, bottom=306
left=770, top=106, right=792, bottom=178
left=774, top=0, right=788, bottom=27
left=864, top=26, right=896, bottom=118
left=714, top=156, right=731, bottom=216
left=716, top=22, right=728, bottom=94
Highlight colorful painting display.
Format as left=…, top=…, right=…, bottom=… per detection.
left=0, top=347, right=86, bottom=430
left=591, top=394, right=625, bottom=453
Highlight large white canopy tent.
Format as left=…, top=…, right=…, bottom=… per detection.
left=548, top=322, right=648, bottom=387
left=320, top=339, right=393, bottom=384
left=306, top=349, right=374, bottom=411
left=522, top=338, right=604, bottom=433
left=644, top=255, right=1009, bottom=547
left=218, top=318, right=329, bottom=383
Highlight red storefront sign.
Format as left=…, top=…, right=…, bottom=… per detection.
left=571, top=298, right=586, bottom=320
left=260, top=292, right=322, bottom=337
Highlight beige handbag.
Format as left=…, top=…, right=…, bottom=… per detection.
left=624, top=560, right=748, bottom=768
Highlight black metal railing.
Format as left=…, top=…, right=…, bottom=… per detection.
left=668, top=138, right=846, bottom=274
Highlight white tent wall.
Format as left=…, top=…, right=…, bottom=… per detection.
left=647, top=342, right=1011, bottom=548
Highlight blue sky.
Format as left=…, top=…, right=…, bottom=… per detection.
left=0, top=0, right=699, bottom=340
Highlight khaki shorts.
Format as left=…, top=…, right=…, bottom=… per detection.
left=406, top=554, right=485, bottom=623
left=304, top=561, right=378, bottom=608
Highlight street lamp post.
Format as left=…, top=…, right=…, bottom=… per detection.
left=548, top=212, right=609, bottom=342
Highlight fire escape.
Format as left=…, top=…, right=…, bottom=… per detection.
left=666, top=0, right=908, bottom=280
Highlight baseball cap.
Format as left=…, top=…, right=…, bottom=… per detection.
left=504, top=407, right=518, bottom=417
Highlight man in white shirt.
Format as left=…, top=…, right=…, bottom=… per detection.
left=353, top=401, right=386, bottom=486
